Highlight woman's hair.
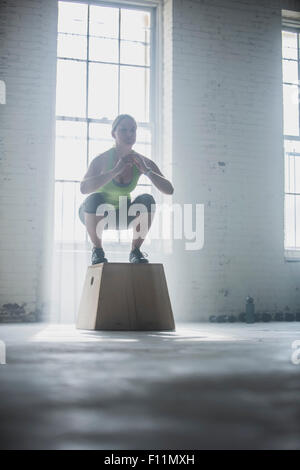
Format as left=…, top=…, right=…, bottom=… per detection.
left=111, top=114, right=137, bottom=135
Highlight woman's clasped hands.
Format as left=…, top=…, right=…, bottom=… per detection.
left=125, top=151, right=151, bottom=174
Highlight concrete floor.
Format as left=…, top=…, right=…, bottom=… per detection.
left=0, top=322, right=299, bottom=450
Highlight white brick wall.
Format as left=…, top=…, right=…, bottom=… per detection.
left=164, top=0, right=300, bottom=320
left=0, top=0, right=57, bottom=317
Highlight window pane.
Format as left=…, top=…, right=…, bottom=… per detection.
left=56, top=59, right=86, bottom=117
left=88, top=63, right=118, bottom=119
left=120, top=66, right=150, bottom=122
left=58, top=1, right=88, bottom=35
left=284, top=194, right=300, bottom=248
left=285, top=153, right=295, bottom=193
left=134, top=142, right=151, bottom=159
left=296, top=195, right=300, bottom=247
left=55, top=121, right=87, bottom=180
left=285, top=140, right=300, bottom=151
left=120, top=40, right=150, bottom=66
left=284, top=139, right=300, bottom=156
left=121, top=9, right=150, bottom=66
left=284, top=152, right=300, bottom=194
left=282, top=31, right=298, bottom=60
left=57, top=33, right=87, bottom=60
left=283, top=84, right=299, bottom=136
left=282, top=59, right=298, bottom=84
left=285, top=194, right=296, bottom=247
left=134, top=126, right=152, bottom=158
left=295, top=156, right=300, bottom=193
left=121, top=9, right=150, bottom=42
left=89, top=37, right=118, bottom=62
left=89, top=123, right=114, bottom=161
left=89, top=5, right=119, bottom=38
left=55, top=181, right=86, bottom=242
left=136, top=125, right=151, bottom=145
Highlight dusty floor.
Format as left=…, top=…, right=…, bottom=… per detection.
left=0, top=322, right=300, bottom=450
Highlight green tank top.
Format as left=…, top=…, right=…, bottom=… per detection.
left=96, top=147, right=140, bottom=208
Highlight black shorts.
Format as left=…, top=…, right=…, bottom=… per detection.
left=78, top=192, right=156, bottom=230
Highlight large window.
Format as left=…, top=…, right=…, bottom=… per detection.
left=282, top=26, right=300, bottom=252
left=55, top=0, right=156, bottom=245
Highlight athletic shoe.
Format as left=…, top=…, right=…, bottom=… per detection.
left=91, top=247, right=108, bottom=265
left=129, top=247, right=149, bottom=264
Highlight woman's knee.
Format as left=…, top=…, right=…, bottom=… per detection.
left=83, top=193, right=107, bottom=214
left=78, top=193, right=108, bottom=224
left=132, top=193, right=156, bottom=213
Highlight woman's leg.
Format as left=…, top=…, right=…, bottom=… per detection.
left=79, top=193, right=110, bottom=249
left=128, top=194, right=156, bottom=250
left=84, top=213, right=106, bottom=249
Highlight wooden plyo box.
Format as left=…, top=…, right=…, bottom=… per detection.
left=76, top=263, right=175, bottom=331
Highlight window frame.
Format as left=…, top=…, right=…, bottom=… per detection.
left=282, top=16, right=300, bottom=260
left=55, top=0, right=163, bottom=248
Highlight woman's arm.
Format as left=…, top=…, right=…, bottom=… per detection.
left=80, top=169, right=117, bottom=195
left=81, top=154, right=136, bottom=194
left=132, top=154, right=174, bottom=195
left=146, top=161, right=174, bottom=195
left=80, top=157, right=114, bottom=195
